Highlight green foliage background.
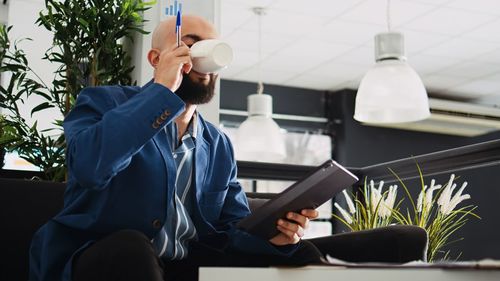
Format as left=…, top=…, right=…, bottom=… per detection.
left=0, top=0, right=154, bottom=181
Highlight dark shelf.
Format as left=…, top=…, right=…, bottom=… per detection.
left=237, top=139, right=500, bottom=184
left=358, top=138, right=500, bottom=184
left=236, top=161, right=321, bottom=181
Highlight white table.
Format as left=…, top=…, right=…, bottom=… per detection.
left=199, top=265, right=500, bottom=281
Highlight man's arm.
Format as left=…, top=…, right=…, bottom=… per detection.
left=65, top=41, right=192, bottom=190
left=64, top=84, right=185, bottom=190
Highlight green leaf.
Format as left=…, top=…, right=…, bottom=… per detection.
left=30, top=102, right=53, bottom=116
left=78, top=18, right=90, bottom=29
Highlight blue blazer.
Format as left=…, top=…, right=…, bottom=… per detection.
left=29, top=82, right=294, bottom=281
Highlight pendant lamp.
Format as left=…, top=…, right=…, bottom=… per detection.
left=354, top=1, right=430, bottom=124
left=235, top=7, right=286, bottom=162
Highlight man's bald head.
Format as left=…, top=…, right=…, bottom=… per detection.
left=151, top=14, right=218, bottom=50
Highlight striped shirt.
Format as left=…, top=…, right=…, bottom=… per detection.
left=152, top=113, right=198, bottom=260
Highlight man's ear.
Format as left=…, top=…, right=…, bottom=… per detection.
left=147, top=49, right=160, bottom=68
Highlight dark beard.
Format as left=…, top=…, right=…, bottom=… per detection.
left=175, top=73, right=217, bottom=105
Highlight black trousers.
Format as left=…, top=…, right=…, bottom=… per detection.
left=72, top=230, right=324, bottom=281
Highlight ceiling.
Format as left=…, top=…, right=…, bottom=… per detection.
left=219, top=0, right=500, bottom=105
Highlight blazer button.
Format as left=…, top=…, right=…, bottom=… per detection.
left=160, top=110, right=170, bottom=120
left=152, top=219, right=162, bottom=229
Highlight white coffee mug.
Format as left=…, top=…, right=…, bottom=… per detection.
left=190, top=39, right=233, bottom=74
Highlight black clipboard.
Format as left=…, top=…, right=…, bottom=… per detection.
left=237, top=159, right=359, bottom=240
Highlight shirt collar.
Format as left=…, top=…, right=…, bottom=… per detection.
left=188, top=111, right=198, bottom=139
left=179, top=111, right=198, bottom=141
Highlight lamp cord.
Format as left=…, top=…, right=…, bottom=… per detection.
left=386, top=0, right=392, bottom=32
left=254, top=7, right=265, bottom=95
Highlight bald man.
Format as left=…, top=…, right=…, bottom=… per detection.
left=29, top=15, right=322, bottom=281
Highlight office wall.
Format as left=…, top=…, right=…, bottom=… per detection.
left=329, top=89, right=500, bottom=261
left=0, top=2, right=8, bottom=24
left=3, top=0, right=61, bottom=132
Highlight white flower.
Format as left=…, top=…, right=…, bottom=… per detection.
left=334, top=202, right=353, bottom=224
left=437, top=174, right=455, bottom=207
left=417, top=184, right=427, bottom=213
left=342, top=189, right=356, bottom=214
left=440, top=181, right=470, bottom=215
left=379, top=185, right=398, bottom=218
left=368, top=180, right=397, bottom=218
left=370, top=180, right=383, bottom=213
left=418, top=179, right=442, bottom=213
left=425, top=179, right=441, bottom=213
left=437, top=174, right=471, bottom=215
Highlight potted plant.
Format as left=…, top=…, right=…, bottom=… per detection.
left=334, top=166, right=479, bottom=262
left=0, top=0, right=153, bottom=181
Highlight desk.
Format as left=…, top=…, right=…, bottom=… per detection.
left=199, top=266, right=500, bottom=281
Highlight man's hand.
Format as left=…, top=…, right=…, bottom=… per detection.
left=269, top=209, right=319, bottom=246
left=152, top=42, right=193, bottom=92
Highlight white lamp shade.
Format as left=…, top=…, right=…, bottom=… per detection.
left=354, top=60, right=430, bottom=124
left=235, top=93, right=286, bottom=162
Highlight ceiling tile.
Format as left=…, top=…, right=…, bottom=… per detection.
left=313, top=62, right=367, bottom=81
left=421, top=74, right=467, bottom=91
left=333, top=46, right=374, bottom=66
left=270, top=0, right=364, bottom=19
left=222, top=29, right=294, bottom=54
left=259, top=53, right=322, bottom=72
left=407, top=54, right=462, bottom=75
left=473, top=48, right=500, bottom=64
left=398, top=29, right=451, bottom=55
left=230, top=49, right=260, bottom=68
left=220, top=1, right=257, bottom=36
left=461, top=19, right=500, bottom=43
left=278, top=39, right=353, bottom=63
left=236, top=8, right=330, bottom=37
left=219, top=64, right=249, bottom=79
left=339, top=0, right=436, bottom=27
left=232, top=66, right=297, bottom=85
left=446, top=0, right=500, bottom=16
left=420, top=38, right=500, bottom=59
left=310, top=20, right=382, bottom=46
left=481, top=71, right=500, bottom=81
left=436, top=61, right=500, bottom=79
left=402, top=7, right=496, bottom=35
left=282, top=73, right=351, bottom=91
left=447, top=79, right=500, bottom=97
left=412, top=0, right=453, bottom=4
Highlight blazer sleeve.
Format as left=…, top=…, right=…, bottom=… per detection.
left=63, top=83, right=185, bottom=190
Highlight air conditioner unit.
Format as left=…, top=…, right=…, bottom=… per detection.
left=362, top=98, right=500, bottom=137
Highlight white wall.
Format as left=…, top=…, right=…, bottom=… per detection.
left=0, top=2, right=8, bottom=24
left=4, top=0, right=61, bottom=133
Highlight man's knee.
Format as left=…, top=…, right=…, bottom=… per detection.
left=289, top=240, right=324, bottom=265
left=73, top=229, right=163, bottom=281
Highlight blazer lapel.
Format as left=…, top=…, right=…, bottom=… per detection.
left=194, top=118, right=209, bottom=202
left=152, top=131, right=176, bottom=200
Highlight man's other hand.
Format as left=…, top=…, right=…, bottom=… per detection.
left=269, top=209, right=319, bottom=246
